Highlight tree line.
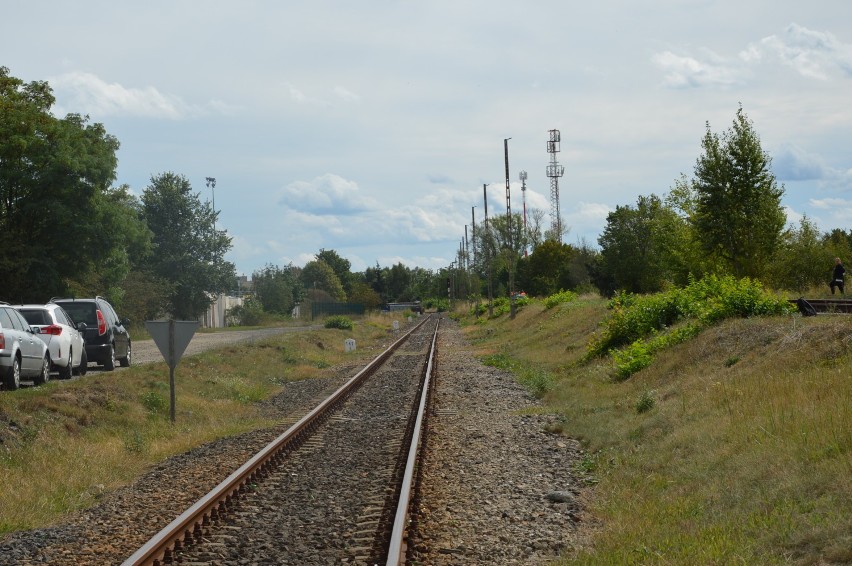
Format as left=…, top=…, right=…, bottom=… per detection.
left=0, top=67, right=234, bottom=322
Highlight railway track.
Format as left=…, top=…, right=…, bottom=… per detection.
left=123, top=315, right=439, bottom=565
left=792, top=298, right=852, bottom=314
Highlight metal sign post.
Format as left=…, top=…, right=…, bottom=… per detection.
left=145, top=320, right=198, bottom=422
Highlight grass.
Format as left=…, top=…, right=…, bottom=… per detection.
left=460, top=296, right=852, bottom=564
left=0, top=313, right=407, bottom=533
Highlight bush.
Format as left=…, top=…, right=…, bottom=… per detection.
left=544, top=289, right=578, bottom=309
left=324, top=315, right=353, bottom=330
left=589, top=275, right=794, bottom=359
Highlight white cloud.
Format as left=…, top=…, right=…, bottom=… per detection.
left=333, top=86, right=360, bottom=102
left=652, top=49, right=740, bottom=89
left=278, top=174, right=377, bottom=214
left=48, top=72, right=221, bottom=119
left=741, top=24, right=852, bottom=80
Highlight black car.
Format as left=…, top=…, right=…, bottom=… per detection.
left=51, top=297, right=131, bottom=371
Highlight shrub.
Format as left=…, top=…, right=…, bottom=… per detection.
left=324, top=315, right=353, bottom=330
left=636, top=390, right=656, bottom=413
left=544, top=289, right=578, bottom=309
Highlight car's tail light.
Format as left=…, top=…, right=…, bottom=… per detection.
left=0, top=333, right=5, bottom=349
left=96, top=310, right=107, bottom=335
left=42, top=325, right=63, bottom=336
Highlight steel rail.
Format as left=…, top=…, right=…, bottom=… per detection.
left=123, top=315, right=433, bottom=566
left=791, top=298, right=852, bottom=313
left=386, top=318, right=440, bottom=565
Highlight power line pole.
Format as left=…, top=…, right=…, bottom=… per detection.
left=484, top=183, right=493, bottom=318
left=504, top=138, right=516, bottom=319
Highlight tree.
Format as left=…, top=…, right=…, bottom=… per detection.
left=253, top=263, right=300, bottom=314
left=598, top=195, right=676, bottom=294
left=768, top=216, right=828, bottom=292
left=301, top=260, right=346, bottom=301
left=315, top=249, right=353, bottom=295
left=517, top=240, right=575, bottom=296
left=690, top=107, right=785, bottom=279
left=0, top=67, right=133, bottom=301
left=141, top=172, right=235, bottom=319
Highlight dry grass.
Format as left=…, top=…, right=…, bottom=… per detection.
left=462, top=298, right=852, bottom=564
left=0, top=315, right=404, bottom=533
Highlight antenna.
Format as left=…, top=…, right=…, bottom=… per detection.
left=546, top=130, right=565, bottom=243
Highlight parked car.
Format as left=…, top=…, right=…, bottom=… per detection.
left=51, top=297, right=131, bottom=371
left=14, top=303, right=87, bottom=379
left=0, top=302, right=51, bottom=389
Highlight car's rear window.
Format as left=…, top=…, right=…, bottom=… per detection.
left=56, top=302, right=97, bottom=326
left=19, top=309, right=51, bottom=325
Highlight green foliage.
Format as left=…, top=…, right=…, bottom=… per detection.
left=598, top=194, right=684, bottom=294
left=544, top=289, right=579, bottom=309
left=589, top=274, right=794, bottom=361
left=226, top=297, right=265, bottom=326
left=302, top=260, right=346, bottom=301
left=0, top=67, right=136, bottom=302
left=690, top=106, right=786, bottom=279
left=324, top=315, right=353, bottom=330
left=140, top=391, right=168, bottom=415
left=635, top=390, right=656, bottom=414
left=253, top=263, right=300, bottom=314
left=424, top=297, right=450, bottom=312
left=518, top=367, right=554, bottom=398
left=140, top=172, right=235, bottom=319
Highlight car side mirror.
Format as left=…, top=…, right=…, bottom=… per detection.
left=77, top=322, right=87, bottom=332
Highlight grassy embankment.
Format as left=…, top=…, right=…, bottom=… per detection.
left=0, top=313, right=409, bottom=534
left=460, top=291, right=851, bottom=564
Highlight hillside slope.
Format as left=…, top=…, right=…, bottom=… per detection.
left=462, top=298, right=852, bottom=564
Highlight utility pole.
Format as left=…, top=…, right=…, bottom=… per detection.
left=504, top=138, right=516, bottom=319
left=520, top=170, right=528, bottom=257
left=484, top=183, right=493, bottom=318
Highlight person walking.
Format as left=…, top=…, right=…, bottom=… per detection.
left=830, top=257, right=846, bottom=295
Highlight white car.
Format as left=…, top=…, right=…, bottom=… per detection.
left=14, top=304, right=87, bottom=379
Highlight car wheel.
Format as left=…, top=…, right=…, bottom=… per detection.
left=104, top=344, right=116, bottom=371
left=34, top=355, right=50, bottom=385
left=75, top=348, right=88, bottom=376
left=59, top=348, right=73, bottom=379
left=119, top=341, right=131, bottom=367
left=3, top=356, right=21, bottom=390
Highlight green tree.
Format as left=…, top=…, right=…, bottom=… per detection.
left=141, top=172, right=235, bottom=319
left=348, top=281, right=383, bottom=309
left=768, top=216, right=828, bottom=292
left=315, top=249, right=353, bottom=295
left=301, top=260, right=346, bottom=301
left=690, top=107, right=785, bottom=279
left=598, top=195, right=676, bottom=294
left=253, top=263, right=300, bottom=314
left=518, top=240, right=575, bottom=296
left=0, top=67, right=135, bottom=302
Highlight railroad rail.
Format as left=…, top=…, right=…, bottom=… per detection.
left=123, top=315, right=439, bottom=566
left=791, top=298, right=852, bottom=314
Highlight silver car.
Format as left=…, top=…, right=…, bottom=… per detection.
left=0, top=303, right=50, bottom=390
left=14, top=303, right=87, bottom=379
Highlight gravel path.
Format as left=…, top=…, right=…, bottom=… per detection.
left=408, top=319, right=585, bottom=564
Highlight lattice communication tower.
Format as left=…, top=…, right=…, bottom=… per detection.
left=546, top=129, right=565, bottom=243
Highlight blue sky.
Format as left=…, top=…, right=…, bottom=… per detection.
left=4, top=1, right=852, bottom=277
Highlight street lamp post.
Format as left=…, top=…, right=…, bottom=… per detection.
left=205, top=177, right=216, bottom=229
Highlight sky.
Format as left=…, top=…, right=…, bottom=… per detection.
left=4, top=1, right=852, bottom=277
